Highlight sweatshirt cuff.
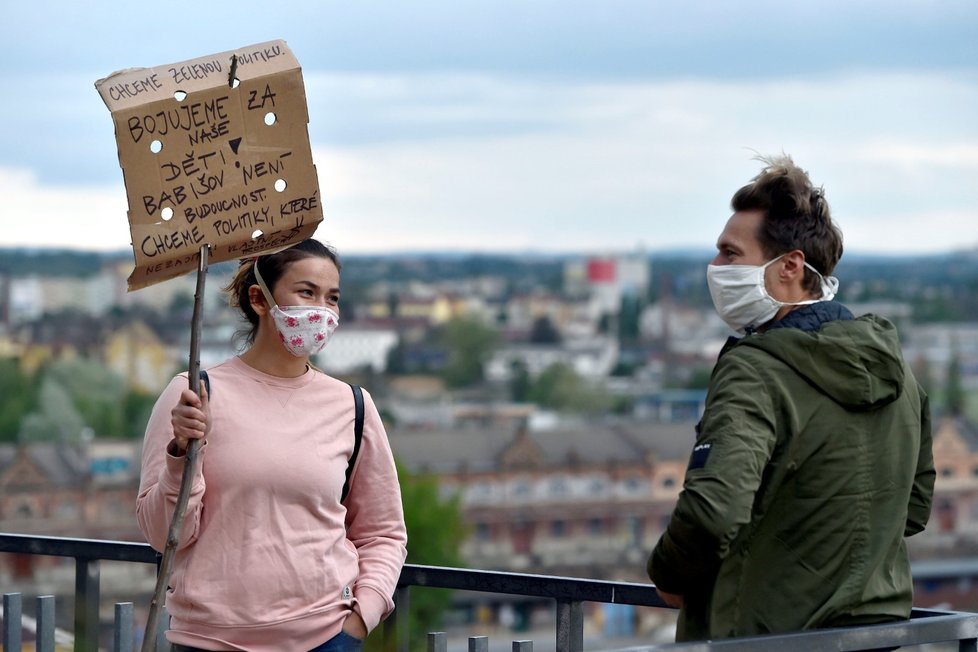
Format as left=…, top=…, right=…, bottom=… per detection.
left=355, top=585, right=393, bottom=633
left=161, top=441, right=205, bottom=493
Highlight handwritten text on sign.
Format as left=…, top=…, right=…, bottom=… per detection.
left=95, top=41, right=323, bottom=290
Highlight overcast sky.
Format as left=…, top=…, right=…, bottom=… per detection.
left=1, top=0, right=976, bottom=257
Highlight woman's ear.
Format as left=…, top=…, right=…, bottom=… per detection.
left=248, top=284, right=269, bottom=315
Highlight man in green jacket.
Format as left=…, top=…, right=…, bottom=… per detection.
left=647, top=155, right=935, bottom=641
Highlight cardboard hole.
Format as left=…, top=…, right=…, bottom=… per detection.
left=274, top=179, right=287, bottom=192
left=231, top=78, right=240, bottom=89
left=174, top=90, right=187, bottom=102
left=161, top=207, right=174, bottom=221
left=264, top=112, right=277, bottom=126
left=251, top=229, right=263, bottom=239
left=149, top=140, right=163, bottom=154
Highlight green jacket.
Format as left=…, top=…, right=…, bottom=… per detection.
left=648, top=308, right=935, bottom=641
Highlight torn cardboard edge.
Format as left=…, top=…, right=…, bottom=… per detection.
left=95, top=40, right=324, bottom=291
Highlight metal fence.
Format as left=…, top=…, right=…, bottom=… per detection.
left=2, top=533, right=978, bottom=652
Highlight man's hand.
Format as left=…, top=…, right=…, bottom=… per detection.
left=656, top=587, right=685, bottom=609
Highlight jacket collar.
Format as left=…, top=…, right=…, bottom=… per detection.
left=767, top=300, right=854, bottom=333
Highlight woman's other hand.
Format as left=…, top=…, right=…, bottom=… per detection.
left=342, top=610, right=368, bottom=639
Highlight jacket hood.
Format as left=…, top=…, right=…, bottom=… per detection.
left=737, top=310, right=906, bottom=410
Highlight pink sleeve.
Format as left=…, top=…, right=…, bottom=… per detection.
left=135, top=375, right=207, bottom=552
left=344, top=389, right=408, bottom=632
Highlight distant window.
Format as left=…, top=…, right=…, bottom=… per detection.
left=475, top=523, right=491, bottom=541
left=624, top=476, right=645, bottom=493
left=470, top=482, right=492, bottom=499
left=662, top=476, right=676, bottom=488
left=588, top=518, right=604, bottom=536
left=15, top=503, right=33, bottom=519
left=551, top=520, right=567, bottom=538
left=512, top=481, right=531, bottom=496
left=55, top=501, right=79, bottom=519
left=549, top=477, right=569, bottom=496
left=941, top=467, right=954, bottom=478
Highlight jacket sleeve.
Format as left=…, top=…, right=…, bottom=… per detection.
left=342, top=389, right=408, bottom=633
left=905, top=383, right=935, bottom=537
left=649, top=351, right=777, bottom=594
left=135, top=374, right=207, bottom=553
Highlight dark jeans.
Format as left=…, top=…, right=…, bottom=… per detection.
left=171, top=631, right=363, bottom=652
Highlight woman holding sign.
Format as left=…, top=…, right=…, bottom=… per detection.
left=137, top=238, right=407, bottom=652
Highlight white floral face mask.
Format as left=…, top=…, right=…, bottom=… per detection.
left=254, top=262, right=339, bottom=358
left=706, top=254, right=839, bottom=334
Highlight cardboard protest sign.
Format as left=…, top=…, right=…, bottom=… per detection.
left=96, top=40, right=323, bottom=290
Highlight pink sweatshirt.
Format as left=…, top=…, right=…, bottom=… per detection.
left=137, top=357, right=407, bottom=651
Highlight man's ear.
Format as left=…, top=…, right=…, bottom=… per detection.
left=778, top=250, right=810, bottom=296
left=248, top=284, right=269, bottom=315
left=779, top=250, right=806, bottom=277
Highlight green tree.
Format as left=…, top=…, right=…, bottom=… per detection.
left=440, top=316, right=499, bottom=388
left=528, top=362, right=612, bottom=414
left=529, top=316, right=561, bottom=344
left=0, top=358, right=37, bottom=442
left=124, top=389, right=160, bottom=439
left=19, top=377, right=86, bottom=442
left=617, top=294, right=643, bottom=344
left=946, top=352, right=965, bottom=417
left=366, top=460, right=467, bottom=651
left=16, top=358, right=147, bottom=441
left=47, top=358, right=129, bottom=437
left=509, top=359, right=531, bottom=402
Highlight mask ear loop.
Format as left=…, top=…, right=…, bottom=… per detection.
left=253, top=260, right=279, bottom=309
left=802, top=261, right=839, bottom=301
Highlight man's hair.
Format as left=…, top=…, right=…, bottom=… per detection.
left=731, top=154, right=844, bottom=296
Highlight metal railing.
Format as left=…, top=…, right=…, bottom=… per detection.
left=3, top=533, right=978, bottom=652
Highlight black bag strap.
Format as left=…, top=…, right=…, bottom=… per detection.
left=342, top=384, right=364, bottom=503
left=198, top=370, right=211, bottom=397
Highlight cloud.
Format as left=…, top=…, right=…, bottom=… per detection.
left=309, top=71, right=978, bottom=254
left=0, top=167, right=131, bottom=251
left=2, top=70, right=976, bottom=256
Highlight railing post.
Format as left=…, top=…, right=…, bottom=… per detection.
left=4, top=592, right=23, bottom=652
left=468, top=635, right=489, bottom=651
left=37, top=594, right=56, bottom=652
left=115, top=602, right=134, bottom=652
left=75, top=557, right=101, bottom=652
left=513, top=641, right=533, bottom=651
left=427, top=631, right=447, bottom=652
left=554, top=599, right=583, bottom=652
left=384, top=584, right=410, bottom=652
left=157, top=605, right=171, bottom=651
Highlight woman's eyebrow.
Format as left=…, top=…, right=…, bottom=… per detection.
left=294, top=279, right=340, bottom=295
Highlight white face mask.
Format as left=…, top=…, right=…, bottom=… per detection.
left=254, top=262, right=339, bottom=358
left=706, top=254, right=839, bottom=334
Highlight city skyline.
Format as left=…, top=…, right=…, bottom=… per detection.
left=1, top=0, right=976, bottom=256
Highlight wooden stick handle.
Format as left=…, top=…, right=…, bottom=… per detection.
left=142, top=245, right=209, bottom=652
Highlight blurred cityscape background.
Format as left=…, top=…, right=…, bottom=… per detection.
left=1, top=244, right=976, bottom=646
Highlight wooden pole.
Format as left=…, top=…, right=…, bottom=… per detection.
left=141, top=244, right=209, bottom=652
